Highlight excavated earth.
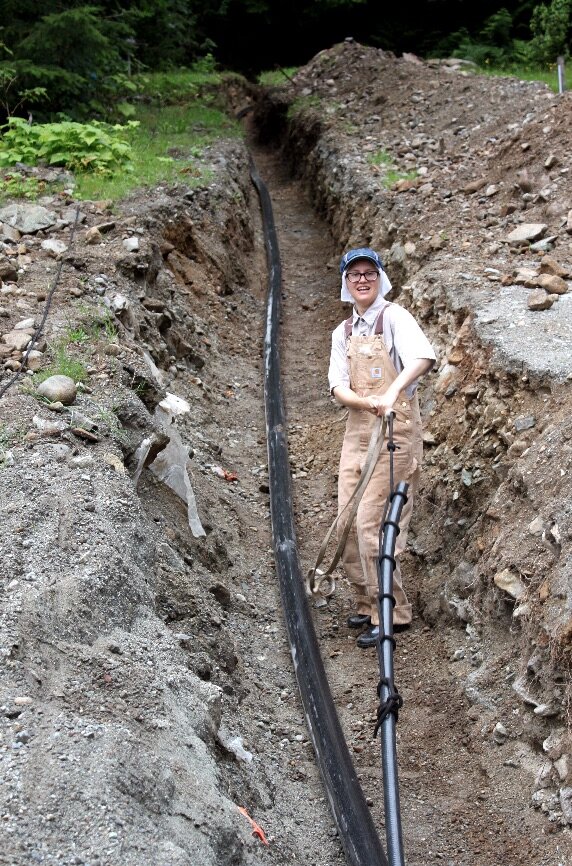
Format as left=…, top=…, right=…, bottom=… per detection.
left=1, top=40, right=572, bottom=866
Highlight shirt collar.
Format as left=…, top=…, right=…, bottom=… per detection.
left=352, top=292, right=387, bottom=326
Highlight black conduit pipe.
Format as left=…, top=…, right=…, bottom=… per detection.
left=250, top=157, right=389, bottom=866
left=376, top=482, right=409, bottom=866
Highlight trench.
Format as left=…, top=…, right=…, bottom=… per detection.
left=245, top=150, right=548, bottom=866
left=225, top=103, right=571, bottom=862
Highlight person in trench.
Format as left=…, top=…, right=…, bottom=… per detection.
left=328, top=248, right=436, bottom=649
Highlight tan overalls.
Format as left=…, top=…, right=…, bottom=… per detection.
left=337, top=307, right=423, bottom=626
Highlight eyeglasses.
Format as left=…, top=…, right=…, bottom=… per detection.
left=346, top=270, right=379, bottom=283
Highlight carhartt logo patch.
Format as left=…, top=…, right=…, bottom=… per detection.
left=371, top=367, right=383, bottom=378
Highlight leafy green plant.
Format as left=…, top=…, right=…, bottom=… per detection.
left=0, top=171, right=50, bottom=202
left=74, top=102, right=234, bottom=200
left=0, top=117, right=138, bottom=174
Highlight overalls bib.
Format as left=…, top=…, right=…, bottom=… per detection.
left=337, top=307, right=423, bottom=625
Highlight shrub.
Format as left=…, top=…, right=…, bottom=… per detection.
left=0, top=116, right=138, bottom=173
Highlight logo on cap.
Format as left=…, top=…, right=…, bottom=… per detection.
left=339, top=247, right=384, bottom=274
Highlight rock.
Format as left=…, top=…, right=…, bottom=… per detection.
left=41, top=239, right=67, bottom=258
left=14, top=317, right=35, bottom=330
left=26, top=350, right=44, bottom=371
left=529, top=236, right=557, bottom=252
left=493, top=722, right=509, bottom=744
left=37, top=375, right=77, bottom=405
left=435, top=363, right=459, bottom=394
left=494, top=567, right=526, bottom=599
left=95, top=221, right=116, bottom=234
left=560, top=788, right=572, bottom=823
left=528, top=516, right=544, bottom=536
left=0, top=221, right=21, bottom=242
left=2, top=330, right=31, bottom=351
left=535, top=273, right=569, bottom=295
left=485, top=184, right=499, bottom=197
left=539, top=256, right=569, bottom=278
left=506, top=223, right=547, bottom=245
left=514, top=414, right=535, bottom=431
left=447, top=346, right=464, bottom=364
left=123, top=237, right=140, bottom=252
left=0, top=203, right=56, bottom=234
left=527, top=289, right=555, bottom=310
left=463, top=178, right=487, bottom=194
left=543, top=729, right=568, bottom=760
left=84, top=227, right=102, bottom=245
left=544, top=154, right=558, bottom=169
left=566, top=209, right=572, bottom=234
left=0, top=258, right=18, bottom=282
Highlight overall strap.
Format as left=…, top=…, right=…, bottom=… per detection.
left=344, top=306, right=387, bottom=340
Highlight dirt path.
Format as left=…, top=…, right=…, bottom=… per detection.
left=251, top=141, right=571, bottom=866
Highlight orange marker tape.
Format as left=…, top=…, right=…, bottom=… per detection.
left=238, top=806, right=269, bottom=845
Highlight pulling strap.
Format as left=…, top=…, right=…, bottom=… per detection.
left=306, top=414, right=387, bottom=600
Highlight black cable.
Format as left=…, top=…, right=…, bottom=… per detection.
left=0, top=205, right=81, bottom=400
left=375, top=481, right=409, bottom=866
left=250, top=154, right=389, bottom=866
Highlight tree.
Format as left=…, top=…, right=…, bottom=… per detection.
left=527, top=0, right=571, bottom=65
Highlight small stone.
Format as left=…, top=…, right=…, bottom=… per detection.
left=535, top=273, right=569, bottom=295
left=122, top=237, right=139, bottom=252
left=514, top=415, right=536, bottom=432
left=26, top=350, right=44, bottom=371
left=539, top=255, right=569, bottom=278
left=41, top=238, right=67, bottom=258
left=463, top=178, right=486, bottom=194
left=528, top=516, right=544, bottom=536
left=37, top=374, right=77, bottom=405
left=544, top=154, right=558, bottom=169
left=85, top=227, right=102, bottom=245
left=2, top=330, right=31, bottom=351
left=506, top=223, right=547, bottom=245
left=527, top=290, right=555, bottom=311
left=0, top=258, right=18, bottom=282
left=494, top=567, right=525, bottom=599
left=493, top=722, right=509, bottom=744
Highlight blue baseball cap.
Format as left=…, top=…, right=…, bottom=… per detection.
left=339, top=247, right=384, bottom=274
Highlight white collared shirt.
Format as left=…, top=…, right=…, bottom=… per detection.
left=328, top=295, right=436, bottom=397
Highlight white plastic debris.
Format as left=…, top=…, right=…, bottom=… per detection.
left=148, top=406, right=205, bottom=538
left=159, top=392, right=191, bottom=416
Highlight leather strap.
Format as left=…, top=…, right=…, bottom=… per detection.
left=306, top=414, right=387, bottom=600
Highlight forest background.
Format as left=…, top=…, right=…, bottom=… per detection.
left=1, top=0, right=572, bottom=199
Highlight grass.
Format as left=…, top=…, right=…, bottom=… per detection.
left=258, top=67, right=299, bottom=86
left=287, top=94, right=322, bottom=119
left=480, top=62, right=572, bottom=93
left=33, top=341, right=89, bottom=385
left=0, top=68, right=243, bottom=204
left=74, top=100, right=239, bottom=200
left=383, top=169, right=419, bottom=188
left=0, top=172, right=65, bottom=204
left=367, top=149, right=393, bottom=167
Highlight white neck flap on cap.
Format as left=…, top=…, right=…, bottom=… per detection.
left=340, top=268, right=393, bottom=303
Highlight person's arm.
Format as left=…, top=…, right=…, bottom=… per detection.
left=333, top=358, right=433, bottom=417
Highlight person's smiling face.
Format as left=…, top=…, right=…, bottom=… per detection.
left=345, top=259, right=380, bottom=313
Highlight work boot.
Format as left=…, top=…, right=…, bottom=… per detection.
left=356, top=625, right=380, bottom=649
left=346, top=613, right=371, bottom=629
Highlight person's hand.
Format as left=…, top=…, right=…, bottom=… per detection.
left=362, top=389, right=397, bottom=417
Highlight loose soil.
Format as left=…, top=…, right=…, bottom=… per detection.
left=1, top=41, right=571, bottom=866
